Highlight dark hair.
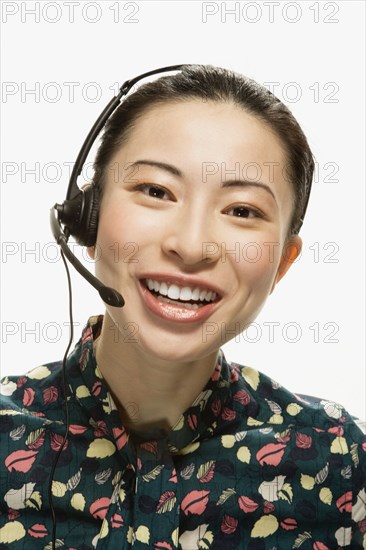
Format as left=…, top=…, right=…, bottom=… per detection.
left=92, top=64, right=315, bottom=237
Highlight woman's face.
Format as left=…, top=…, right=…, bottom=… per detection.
left=89, top=100, right=301, bottom=362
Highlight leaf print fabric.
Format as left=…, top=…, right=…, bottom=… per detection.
left=0, top=315, right=365, bottom=549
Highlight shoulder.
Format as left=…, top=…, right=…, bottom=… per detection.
left=0, top=361, right=64, bottom=415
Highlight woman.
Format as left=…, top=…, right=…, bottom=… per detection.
left=1, top=65, right=365, bottom=549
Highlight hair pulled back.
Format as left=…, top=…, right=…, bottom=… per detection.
left=92, top=64, right=314, bottom=236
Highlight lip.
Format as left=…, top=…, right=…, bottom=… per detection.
left=137, top=273, right=222, bottom=324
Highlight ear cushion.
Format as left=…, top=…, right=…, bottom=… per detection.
left=77, top=185, right=100, bottom=247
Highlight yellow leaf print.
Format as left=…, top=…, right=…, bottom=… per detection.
left=221, top=435, right=236, bottom=448
left=278, top=482, right=293, bottom=504
left=319, top=487, right=333, bottom=505
left=330, top=436, right=349, bottom=455
left=268, top=414, right=284, bottom=425
left=177, top=441, right=200, bottom=455
left=0, top=521, right=26, bottom=543
left=236, top=446, right=251, bottom=463
left=300, top=474, right=315, bottom=491
left=242, top=367, right=260, bottom=390
left=75, top=385, right=91, bottom=398
left=52, top=481, right=67, bottom=498
left=286, top=403, right=303, bottom=416
left=171, top=527, right=179, bottom=546
left=71, top=493, right=85, bottom=511
left=127, top=526, right=133, bottom=544
left=99, top=518, right=109, bottom=539
left=86, top=438, right=116, bottom=458
left=135, top=525, right=150, bottom=544
left=25, top=490, right=42, bottom=510
left=247, top=417, right=264, bottom=427
left=251, top=514, right=279, bottom=537
left=27, top=366, right=51, bottom=380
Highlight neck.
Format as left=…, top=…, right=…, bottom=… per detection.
left=94, top=312, right=219, bottom=431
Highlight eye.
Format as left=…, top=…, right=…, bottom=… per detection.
left=225, top=205, right=263, bottom=219
left=137, top=184, right=172, bottom=200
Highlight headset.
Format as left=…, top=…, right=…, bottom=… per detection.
left=50, top=64, right=194, bottom=309
left=48, top=63, right=313, bottom=548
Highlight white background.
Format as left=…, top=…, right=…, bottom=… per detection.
left=1, top=1, right=365, bottom=420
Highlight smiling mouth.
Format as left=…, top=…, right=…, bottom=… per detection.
left=142, top=278, right=220, bottom=310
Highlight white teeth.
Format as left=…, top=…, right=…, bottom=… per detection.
left=180, top=287, right=193, bottom=301
left=145, top=278, right=217, bottom=303
left=167, top=284, right=180, bottom=300
left=159, top=282, right=168, bottom=296
left=191, top=288, right=200, bottom=300
left=147, top=279, right=155, bottom=291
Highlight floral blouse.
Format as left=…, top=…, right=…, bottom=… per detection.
left=0, top=315, right=365, bottom=549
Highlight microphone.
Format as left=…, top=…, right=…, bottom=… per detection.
left=50, top=206, right=125, bottom=308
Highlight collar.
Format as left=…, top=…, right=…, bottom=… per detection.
left=66, top=316, right=235, bottom=458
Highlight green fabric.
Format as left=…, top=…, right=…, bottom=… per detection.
left=0, top=315, right=365, bottom=549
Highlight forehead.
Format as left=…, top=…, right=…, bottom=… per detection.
left=117, top=99, right=288, bottom=178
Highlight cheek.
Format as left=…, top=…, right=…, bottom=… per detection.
left=94, top=203, right=142, bottom=276
left=231, top=238, right=282, bottom=289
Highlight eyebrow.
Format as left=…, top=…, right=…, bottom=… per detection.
left=129, top=159, right=277, bottom=202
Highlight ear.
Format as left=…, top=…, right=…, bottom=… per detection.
left=269, top=235, right=302, bottom=294
left=86, top=245, right=96, bottom=260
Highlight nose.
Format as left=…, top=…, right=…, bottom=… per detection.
left=161, top=205, right=221, bottom=267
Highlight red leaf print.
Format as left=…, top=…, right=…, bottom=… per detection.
left=140, top=441, right=157, bottom=454
left=188, top=414, right=198, bottom=431
left=43, top=386, right=58, bottom=404
left=238, top=496, right=259, bottom=513
left=256, top=443, right=286, bottom=466
left=82, top=326, right=93, bottom=343
left=359, top=519, right=366, bottom=533
left=91, top=381, right=102, bottom=396
left=222, top=408, right=236, bottom=421
left=313, top=543, right=330, bottom=550
left=154, top=543, right=173, bottom=550
left=221, top=514, right=238, bottom=534
left=280, top=518, right=297, bottom=530
left=156, top=491, right=176, bottom=513
left=27, top=431, right=45, bottom=450
left=328, top=426, right=344, bottom=436
left=89, top=497, right=111, bottom=520
left=93, top=420, right=108, bottom=437
left=169, top=468, right=178, bottom=483
left=211, top=363, right=221, bottom=381
left=17, top=376, right=27, bottom=388
left=111, top=513, right=124, bottom=528
left=263, top=500, right=275, bottom=514
left=112, top=427, right=129, bottom=450
left=198, top=463, right=215, bottom=484
left=230, top=369, right=239, bottom=382
left=233, top=389, right=251, bottom=405
left=295, top=432, right=312, bottom=449
left=336, top=491, right=352, bottom=514
left=23, top=387, right=35, bottom=407
left=28, top=524, right=48, bottom=538
left=181, top=490, right=210, bottom=516
left=7, top=509, right=20, bottom=520
left=69, top=424, right=88, bottom=435
left=50, top=432, right=68, bottom=452
left=5, top=450, right=38, bottom=473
